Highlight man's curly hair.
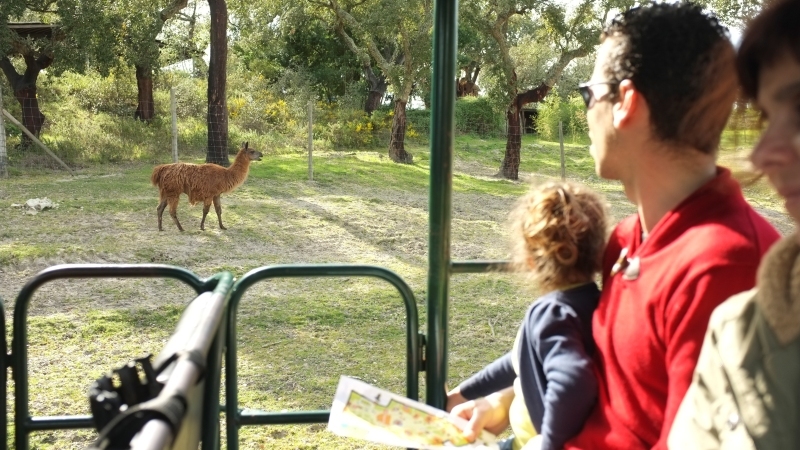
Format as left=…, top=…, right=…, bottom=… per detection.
left=509, top=181, right=608, bottom=292
left=601, top=2, right=737, bottom=155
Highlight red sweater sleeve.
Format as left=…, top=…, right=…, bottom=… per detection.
left=657, top=263, right=761, bottom=449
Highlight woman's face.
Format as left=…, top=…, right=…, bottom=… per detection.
left=751, top=50, right=800, bottom=229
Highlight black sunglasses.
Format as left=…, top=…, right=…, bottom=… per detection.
left=577, top=81, right=618, bottom=108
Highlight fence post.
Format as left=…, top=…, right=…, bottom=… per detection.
left=171, top=88, right=178, bottom=163
left=559, top=120, right=565, bottom=181
left=308, top=100, right=313, bottom=181
left=0, top=84, right=7, bottom=178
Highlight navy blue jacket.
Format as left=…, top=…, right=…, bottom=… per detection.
left=459, top=283, right=600, bottom=450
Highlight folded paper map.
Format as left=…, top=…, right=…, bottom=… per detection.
left=328, top=376, right=499, bottom=449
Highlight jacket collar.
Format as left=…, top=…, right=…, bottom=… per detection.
left=756, top=233, right=800, bottom=345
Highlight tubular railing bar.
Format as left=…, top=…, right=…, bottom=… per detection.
left=225, top=264, right=420, bottom=450
left=201, top=308, right=228, bottom=450
left=238, top=410, right=329, bottom=426
left=426, top=0, right=458, bottom=410
left=450, top=260, right=511, bottom=274
left=11, top=264, right=209, bottom=450
left=132, top=271, right=234, bottom=450
left=26, top=416, right=96, bottom=431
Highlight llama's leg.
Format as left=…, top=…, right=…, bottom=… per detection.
left=201, top=199, right=212, bottom=231
left=213, top=195, right=226, bottom=230
left=168, top=197, right=184, bottom=232
left=156, top=199, right=167, bottom=231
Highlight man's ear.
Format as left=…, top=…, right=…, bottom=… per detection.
left=612, top=79, right=641, bottom=128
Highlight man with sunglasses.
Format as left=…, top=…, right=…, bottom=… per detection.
left=449, top=3, right=780, bottom=450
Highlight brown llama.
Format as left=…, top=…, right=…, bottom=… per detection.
left=150, top=142, right=263, bottom=231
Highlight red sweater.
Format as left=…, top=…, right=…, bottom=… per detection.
left=565, top=168, right=780, bottom=450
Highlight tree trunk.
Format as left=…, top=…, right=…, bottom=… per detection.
left=388, top=100, right=413, bottom=164
left=134, top=65, right=155, bottom=121
left=364, top=66, right=387, bottom=114
left=130, top=0, right=189, bottom=120
left=500, top=105, right=522, bottom=179
left=0, top=54, right=52, bottom=143
left=206, top=0, right=229, bottom=166
left=495, top=42, right=592, bottom=179
left=499, top=84, right=550, bottom=179
left=15, top=86, right=46, bottom=139
left=365, top=89, right=384, bottom=114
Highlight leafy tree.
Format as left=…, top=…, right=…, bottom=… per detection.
left=231, top=2, right=386, bottom=114
left=231, top=8, right=361, bottom=104
left=120, top=0, right=193, bottom=121
left=0, top=0, right=198, bottom=144
left=314, top=0, right=432, bottom=163
left=456, top=22, right=492, bottom=98
left=0, top=22, right=55, bottom=140
left=1, top=1, right=65, bottom=140
left=464, top=0, right=602, bottom=179
left=159, top=0, right=208, bottom=76
left=0, top=0, right=123, bottom=138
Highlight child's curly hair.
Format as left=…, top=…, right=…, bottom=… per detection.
left=509, top=181, right=608, bottom=292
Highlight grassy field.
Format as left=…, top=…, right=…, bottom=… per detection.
left=0, top=134, right=793, bottom=449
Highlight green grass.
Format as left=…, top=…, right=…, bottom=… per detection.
left=0, top=130, right=792, bottom=450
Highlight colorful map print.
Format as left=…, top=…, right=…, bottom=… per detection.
left=344, top=390, right=473, bottom=446
left=328, top=376, right=498, bottom=449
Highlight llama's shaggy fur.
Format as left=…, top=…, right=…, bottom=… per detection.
left=151, top=142, right=263, bottom=231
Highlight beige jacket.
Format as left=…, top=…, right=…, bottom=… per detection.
left=668, top=234, right=800, bottom=450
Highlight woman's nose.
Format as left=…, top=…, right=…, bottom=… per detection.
left=750, top=124, right=800, bottom=171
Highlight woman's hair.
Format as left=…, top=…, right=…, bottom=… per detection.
left=509, top=181, right=608, bottom=292
left=737, top=0, right=800, bottom=101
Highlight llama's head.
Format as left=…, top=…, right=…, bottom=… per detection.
left=239, top=142, right=263, bottom=161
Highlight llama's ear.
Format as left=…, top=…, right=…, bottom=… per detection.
left=243, top=141, right=249, bottom=150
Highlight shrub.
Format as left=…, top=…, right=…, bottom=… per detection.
left=405, top=109, right=430, bottom=143
left=455, top=97, right=504, bottom=136
left=406, top=109, right=430, bottom=127
left=314, top=104, right=394, bottom=149
left=535, top=89, right=588, bottom=142
left=159, top=74, right=207, bottom=120
left=48, top=70, right=138, bottom=117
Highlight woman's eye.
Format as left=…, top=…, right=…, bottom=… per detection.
left=758, top=111, right=769, bottom=130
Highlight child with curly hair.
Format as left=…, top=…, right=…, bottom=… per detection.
left=448, top=181, right=608, bottom=450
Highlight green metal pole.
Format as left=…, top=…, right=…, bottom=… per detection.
left=426, top=0, right=458, bottom=410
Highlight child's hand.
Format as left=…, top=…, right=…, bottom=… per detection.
left=450, top=388, right=514, bottom=442
left=446, top=387, right=468, bottom=412
left=450, top=397, right=495, bottom=442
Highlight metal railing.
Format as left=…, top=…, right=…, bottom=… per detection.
left=224, top=264, right=421, bottom=450
left=10, top=264, right=217, bottom=450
